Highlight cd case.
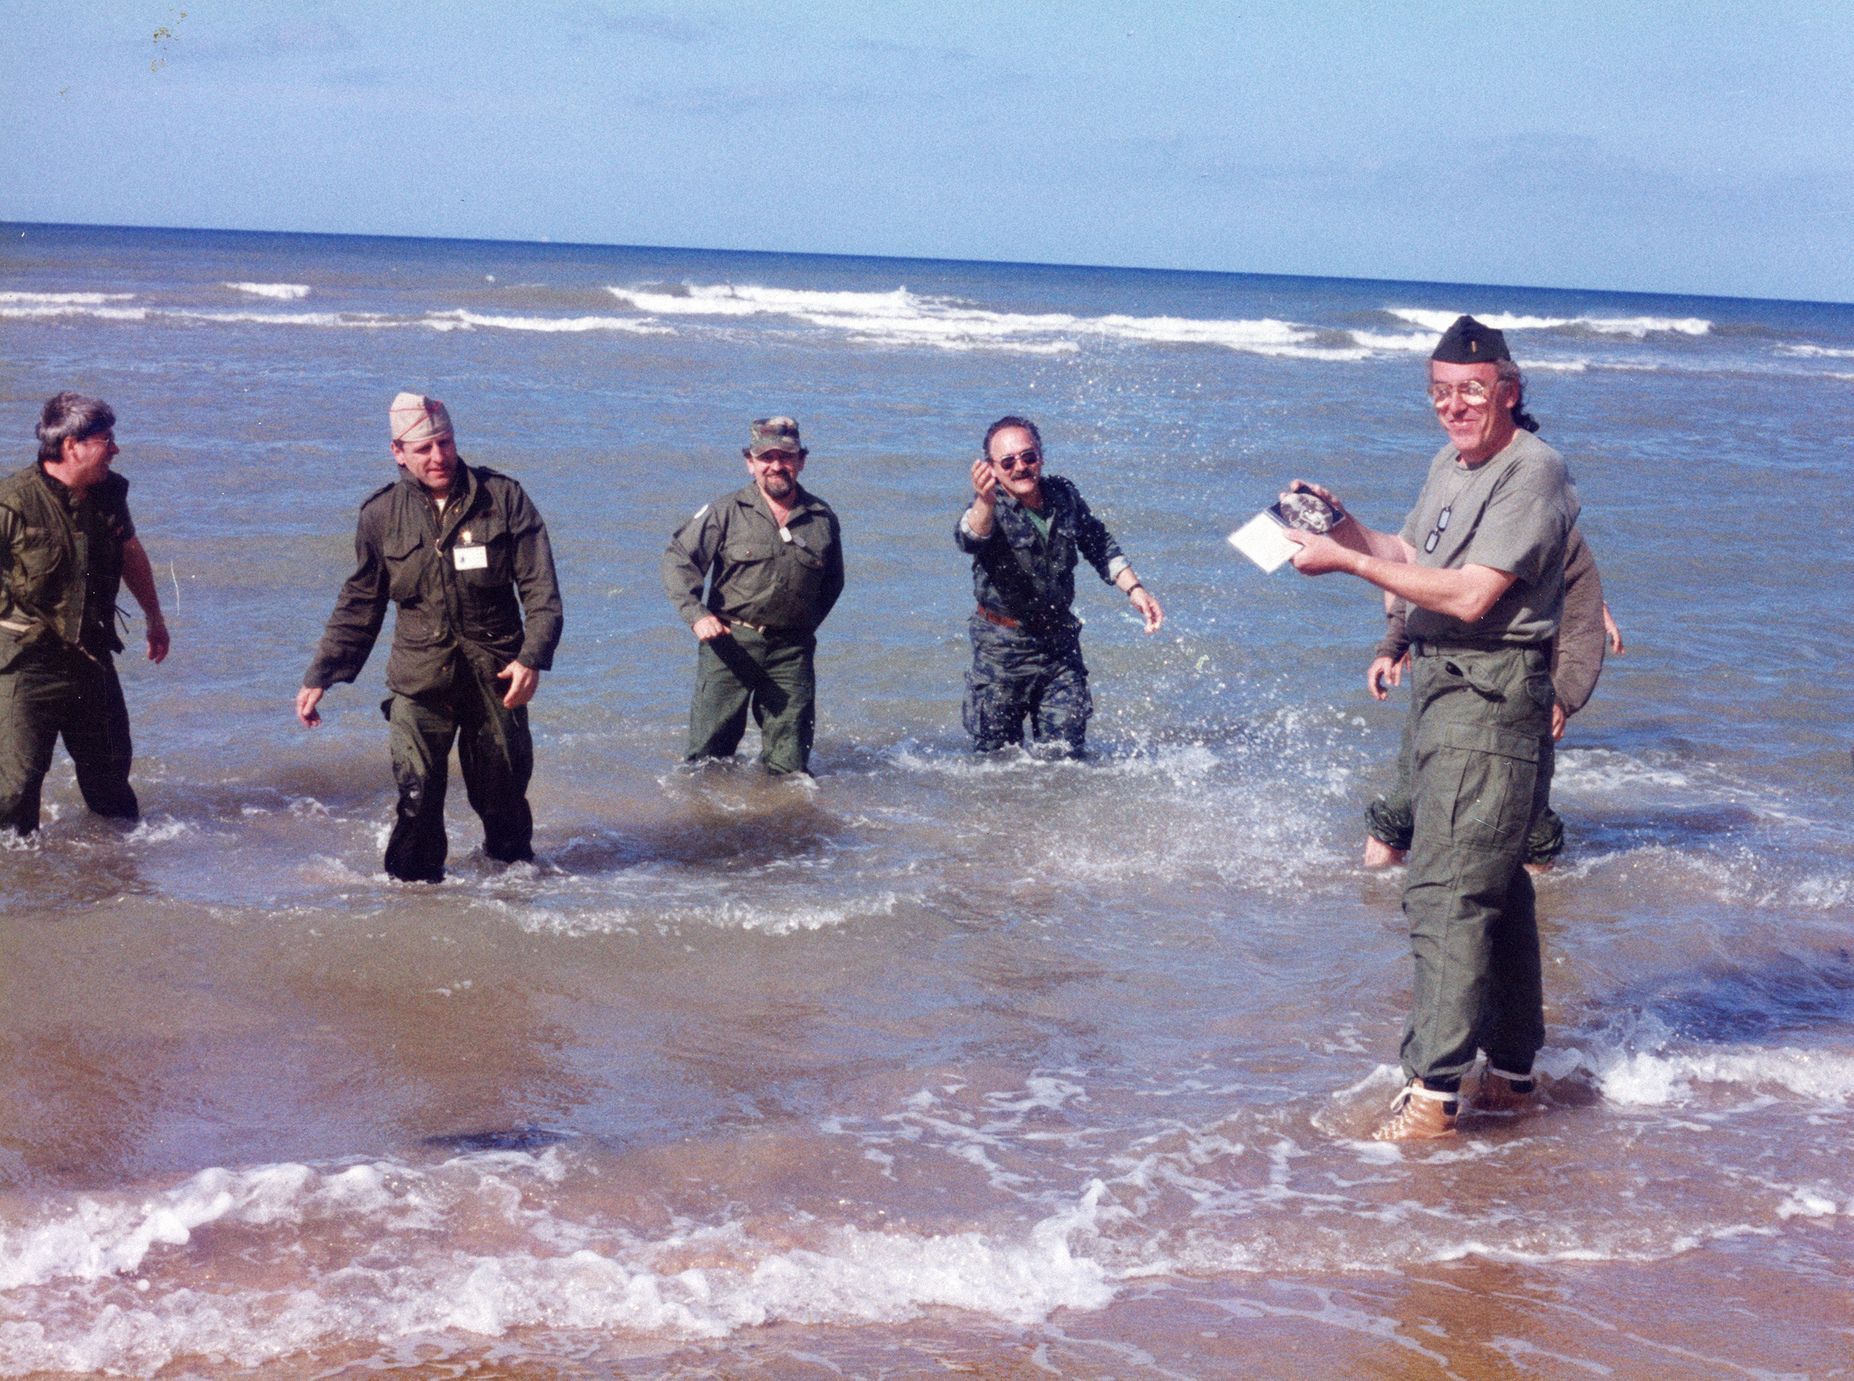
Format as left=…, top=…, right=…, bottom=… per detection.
left=1227, top=506, right=1301, bottom=572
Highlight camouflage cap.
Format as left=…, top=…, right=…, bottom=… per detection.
left=747, top=416, right=804, bottom=456
left=390, top=391, right=454, bottom=444
left=1430, top=315, right=1512, bottom=364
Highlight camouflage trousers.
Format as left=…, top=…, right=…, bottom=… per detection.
left=383, top=671, right=534, bottom=883
left=962, top=615, right=1091, bottom=757
left=0, top=645, right=138, bottom=835
left=1366, top=707, right=1563, bottom=865
left=687, top=626, right=817, bottom=775
left=1398, top=644, right=1554, bottom=1091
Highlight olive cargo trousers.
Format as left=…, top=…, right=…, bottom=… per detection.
left=383, top=671, right=534, bottom=882
left=686, top=625, right=817, bottom=775
left=0, top=646, right=138, bottom=835
left=1399, top=644, right=1555, bottom=1089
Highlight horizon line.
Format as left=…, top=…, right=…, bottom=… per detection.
left=4, top=218, right=1840, bottom=311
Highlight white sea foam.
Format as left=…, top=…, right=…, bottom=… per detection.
left=222, top=281, right=310, bottom=300
left=1385, top=306, right=1712, bottom=338
left=0, top=303, right=150, bottom=322
left=125, top=816, right=193, bottom=844
left=605, top=281, right=1370, bottom=359
left=1594, top=1045, right=1854, bottom=1105
left=422, top=308, right=670, bottom=335
left=1777, top=343, right=1854, bottom=359
left=1348, top=329, right=1436, bottom=352
left=0, top=1153, right=1116, bottom=1373
left=0, top=291, right=136, bottom=305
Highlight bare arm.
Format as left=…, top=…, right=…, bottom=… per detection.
left=1286, top=528, right=1516, bottom=623
left=119, top=536, right=169, bottom=663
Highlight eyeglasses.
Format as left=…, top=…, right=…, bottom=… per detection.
left=1423, top=504, right=1452, bottom=554
left=1428, top=381, right=1496, bottom=409
left=992, top=448, right=1041, bottom=473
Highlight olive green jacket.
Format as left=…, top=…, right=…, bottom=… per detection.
left=662, top=482, right=844, bottom=634
left=304, top=463, right=563, bottom=697
left=0, top=461, right=133, bottom=671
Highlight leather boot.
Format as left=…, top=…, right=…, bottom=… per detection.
left=1372, top=1080, right=1459, bottom=1141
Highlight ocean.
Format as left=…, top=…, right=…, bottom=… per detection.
left=2, top=221, right=1851, bottom=1376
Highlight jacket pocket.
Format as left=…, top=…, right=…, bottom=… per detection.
left=384, top=534, right=429, bottom=603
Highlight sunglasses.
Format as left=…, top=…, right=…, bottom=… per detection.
left=992, top=448, right=1041, bottom=473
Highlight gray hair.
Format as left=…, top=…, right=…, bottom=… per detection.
left=36, top=391, right=116, bottom=461
left=1495, top=359, right=1541, bottom=434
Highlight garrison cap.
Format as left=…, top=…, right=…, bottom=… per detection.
left=1429, top=315, right=1512, bottom=364
left=746, top=416, right=804, bottom=456
left=390, top=392, right=454, bottom=444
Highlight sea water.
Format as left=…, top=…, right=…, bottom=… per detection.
left=2, top=222, right=1851, bottom=1375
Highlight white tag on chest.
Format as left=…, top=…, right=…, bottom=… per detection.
left=452, top=544, right=489, bottom=571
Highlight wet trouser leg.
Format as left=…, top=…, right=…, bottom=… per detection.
left=1364, top=705, right=1420, bottom=851
left=64, top=657, right=138, bottom=820
left=687, top=636, right=757, bottom=764
left=1398, top=646, right=1553, bottom=1089
left=0, top=650, right=136, bottom=835
left=688, top=629, right=817, bottom=774
left=455, top=671, right=534, bottom=863
left=740, top=629, right=816, bottom=775
left=384, top=691, right=456, bottom=882
left=1028, top=644, right=1091, bottom=757
left=963, top=618, right=1090, bottom=757
left=0, top=656, right=64, bottom=834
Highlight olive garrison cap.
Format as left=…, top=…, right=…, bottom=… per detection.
left=390, top=392, right=454, bottom=444
left=747, top=416, right=804, bottom=456
left=1429, top=315, right=1512, bottom=364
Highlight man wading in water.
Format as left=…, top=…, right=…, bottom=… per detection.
left=1282, top=316, right=1579, bottom=1141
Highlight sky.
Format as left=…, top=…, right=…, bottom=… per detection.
left=3, top=1, right=1851, bottom=303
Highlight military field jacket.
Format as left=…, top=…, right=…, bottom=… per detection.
left=955, top=474, right=1128, bottom=639
left=662, top=482, right=844, bottom=635
left=0, top=461, right=134, bottom=670
left=304, top=463, right=563, bottom=697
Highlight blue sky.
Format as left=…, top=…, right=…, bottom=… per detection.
left=4, top=1, right=1850, bottom=302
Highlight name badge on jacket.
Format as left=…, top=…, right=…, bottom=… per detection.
left=452, top=545, right=488, bottom=571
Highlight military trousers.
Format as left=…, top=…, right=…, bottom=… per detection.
left=1398, top=644, right=1554, bottom=1090
left=1366, top=710, right=1563, bottom=865
left=383, top=670, right=533, bottom=883
left=962, top=615, right=1091, bottom=757
left=687, top=625, right=816, bottom=775
left=0, top=645, right=138, bottom=835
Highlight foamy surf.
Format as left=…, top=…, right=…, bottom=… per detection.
left=0, top=1151, right=1117, bottom=1374
left=1384, top=306, right=1713, bottom=338
left=222, top=281, right=310, bottom=300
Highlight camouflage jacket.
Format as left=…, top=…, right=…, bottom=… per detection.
left=662, top=482, right=844, bottom=635
left=304, top=463, right=563, bottom=697
left=955, top=474, right=1128, bottom=639
left=0, top=461, right=134, bottom=669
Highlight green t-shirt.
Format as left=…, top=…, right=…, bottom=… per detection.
left=1399, top=429, right=1580, bottom=646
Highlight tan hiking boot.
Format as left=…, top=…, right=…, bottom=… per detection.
left=1371, top=1080, right=1459, bottom=1141
left=1475, top=1067, right=1538, bottom=1114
